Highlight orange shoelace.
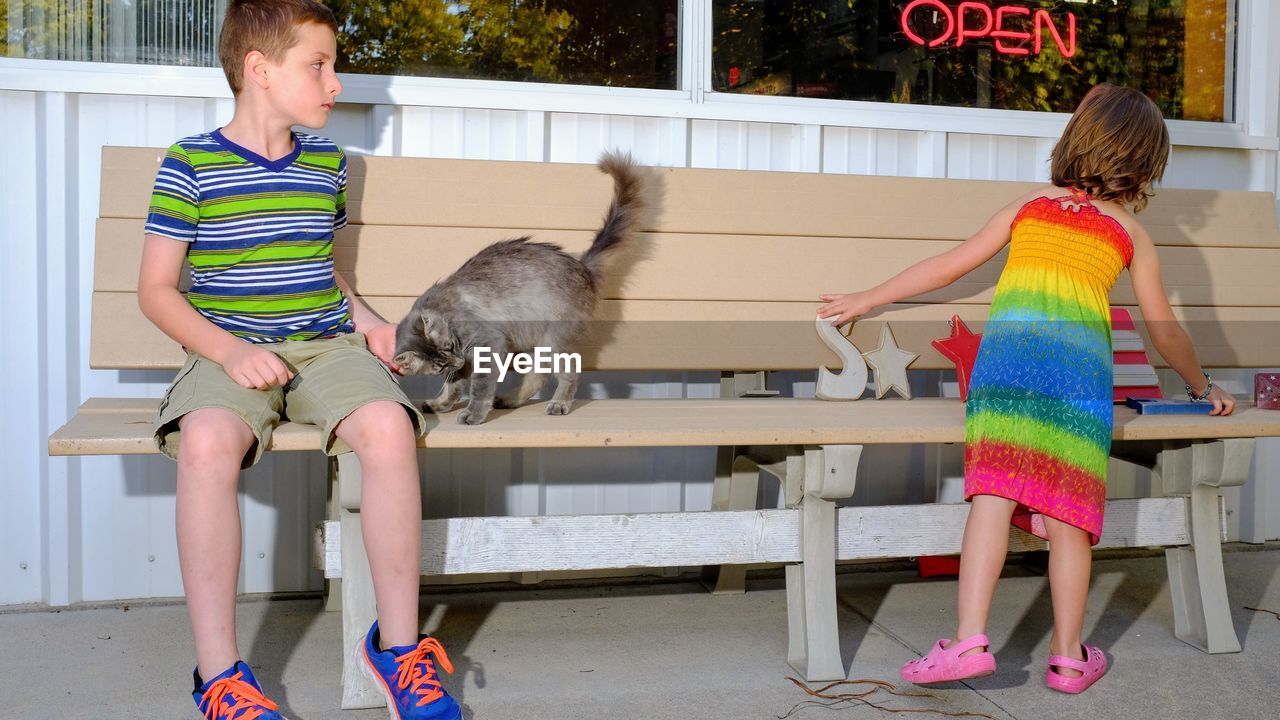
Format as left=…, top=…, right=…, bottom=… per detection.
left=200, top=671, right=279, bottom=720
left=394, top=637, right=455, bottom=706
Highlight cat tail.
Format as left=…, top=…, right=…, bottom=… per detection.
left=581, top=150, right=645, bottom=283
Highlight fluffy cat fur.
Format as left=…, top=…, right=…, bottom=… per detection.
left=393, top=151, right=644, bottom=425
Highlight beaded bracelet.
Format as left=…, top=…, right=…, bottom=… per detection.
left=1186, top=372, right=1214, bottom=402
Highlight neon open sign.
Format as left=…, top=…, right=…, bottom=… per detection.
left=900, top=1, right=1077, bottom=58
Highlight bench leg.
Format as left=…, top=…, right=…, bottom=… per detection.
left=1158, top=439, right=1253, bottom=654
left=703, top=447, right=762, bottom=594
left=336, top=453, right=385, bottom=709
left=323, top=456, right=342, bottom=613
left=785, top=445, right=861, bottom=681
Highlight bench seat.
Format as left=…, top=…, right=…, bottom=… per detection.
left=50, top=397, right=1280, bottom=453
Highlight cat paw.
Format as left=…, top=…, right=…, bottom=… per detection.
left=457, top=409, right=489, bottom=425
left=545, top=400, right=572, bottom=416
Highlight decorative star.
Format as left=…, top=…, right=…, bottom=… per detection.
left=931, top=315, right=983, bottom=402
left=863, top=324, right=919, bottom=400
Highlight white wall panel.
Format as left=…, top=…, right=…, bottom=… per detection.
left=1164, top=147, right=1258, bottom=191
left=690, top=119, right=820, bottom=171
left=0, top=90, right=44, bottom=605
left=3, top=84, right=1279, bottom=604
left=548, top=112, right=689, bottom=167
left=823, top=127, right=928, bottom=177
left=947, top=133, right=1055, bottom=182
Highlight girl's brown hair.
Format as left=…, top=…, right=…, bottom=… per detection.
left=219, top=0, right=339, bottom=95
left=1050, top=83, right=1170, bottom=212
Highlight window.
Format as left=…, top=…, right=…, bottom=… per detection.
left=330, top=1, right=678, bottom=88
left=3, top=1, right=679, bottom=90
left=712, top=1, right=1236, bottom=121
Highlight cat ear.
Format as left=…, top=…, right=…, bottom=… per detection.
left=422, top=313, right=445, bottom=342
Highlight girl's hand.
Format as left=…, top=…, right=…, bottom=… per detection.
left=817, top=292, right=875, bottom=326
left=364, top=322, right=402, bottom=374
left=1205, top=384, right=1236, bottom=416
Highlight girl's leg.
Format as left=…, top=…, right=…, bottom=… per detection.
left=176, top=408, right=255, bottom=681
left=954, top=495, right=1018, bottom=652
left=1043, top=515, right=1092, bottom=677
left=334, top=401, right=422, bottom=649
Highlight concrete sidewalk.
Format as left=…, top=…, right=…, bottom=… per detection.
left=2, top=546, right=1278, bottom=720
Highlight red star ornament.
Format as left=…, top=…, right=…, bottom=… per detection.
left=931, top=315, right=983, bottom=401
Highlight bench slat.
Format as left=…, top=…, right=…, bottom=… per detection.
left=100, top=147, right=1280, bottom=248
left=314, top=497, right=1191, bottom=576
left=49, top=397, right=1280, bottom=456
left=99, top=218, right=1280, bottom=308
left=90, top=289, right=1280, bottom=371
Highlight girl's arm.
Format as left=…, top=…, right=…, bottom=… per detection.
left=1128, top=222, right=1235, bottom=416
left=817, top=191, right=1035, bottom=325
left=334, top=271, right=400, bottom=372
left=137, top=233, right=293, bottom=389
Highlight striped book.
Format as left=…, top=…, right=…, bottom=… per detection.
left=1112, top=308, right=1162, bottom=402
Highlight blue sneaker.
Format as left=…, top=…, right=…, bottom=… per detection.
left=361, top=621, right=462, bottom=720
left=192, top=660, right=286, bottom=719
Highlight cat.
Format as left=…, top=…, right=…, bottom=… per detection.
left=393, top=151, right=645, bottom=425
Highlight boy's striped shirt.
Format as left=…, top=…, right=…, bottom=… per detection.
left=144, top=130, right=353, bottom=343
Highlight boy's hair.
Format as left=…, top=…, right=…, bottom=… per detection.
left=1050, top=84, right=1170, bottom=212
left=219, top=0, right=339, bottom=95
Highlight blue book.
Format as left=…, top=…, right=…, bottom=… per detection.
left=1125, top=397, right=1215, bottom=415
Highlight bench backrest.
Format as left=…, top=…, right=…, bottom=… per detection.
left=94, top=147, right=1280, bottom=372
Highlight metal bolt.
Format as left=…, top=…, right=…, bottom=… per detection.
left=19, top=562, right=28, bottom=570
left=258, top=552, right=265, bottom=559
left=147, top=555, right=156, bottom=562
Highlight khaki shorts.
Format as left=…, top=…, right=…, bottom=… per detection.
left=154, top=333, right=426, bottom=468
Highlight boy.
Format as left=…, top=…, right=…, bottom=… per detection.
left=137, top=2, right=460, bottom=718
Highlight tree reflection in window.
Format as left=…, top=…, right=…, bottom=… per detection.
left=328, top=1, right=679, bottom=89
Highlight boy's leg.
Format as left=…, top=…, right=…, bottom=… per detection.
left=955, top=494, right=1018, bottom=649
left=176, top=408, right=257, bottom=681
left=333, top=400, right=422, bottom=648
left=280, top=334, right=429, bottom=649
left=156, top=351, right=283, bottom=688
left=1043, top=515, right=1092, bottom=676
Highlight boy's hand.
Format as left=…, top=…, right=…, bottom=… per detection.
left=364, top=322, right=402, bottom=374
left=223, top=343, right=294, bottom=390
left=1205, top=385, right=1236, bottom=416
left=817, top=292, right=875, bottom=327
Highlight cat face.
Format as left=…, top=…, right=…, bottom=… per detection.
left=393, top=311, right=466, bottom=376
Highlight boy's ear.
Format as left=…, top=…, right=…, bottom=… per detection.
left=243, top=49, right=271, bottom=91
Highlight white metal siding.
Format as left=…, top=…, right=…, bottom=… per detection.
left=3, top=66, right=1279, bottom=604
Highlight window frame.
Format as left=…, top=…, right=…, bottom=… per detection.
left=1, top=0, right=1276, bottom=151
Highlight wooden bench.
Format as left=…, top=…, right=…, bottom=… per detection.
left=51, top=147, right=1280, bottom=710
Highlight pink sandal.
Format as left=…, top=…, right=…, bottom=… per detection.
left=1045, top=644, right=1107, bottom=694
left=900, top=634, right=996, bottom=685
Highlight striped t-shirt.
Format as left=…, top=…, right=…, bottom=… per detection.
left=144, top=130, right=354, bottom=343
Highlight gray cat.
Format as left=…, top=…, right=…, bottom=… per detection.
left=393, top=152, right=645, bottom=425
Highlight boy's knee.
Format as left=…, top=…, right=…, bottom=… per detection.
left=340, top=401, right=415, bottom=452
left=177, top=408, right=256, bottom=465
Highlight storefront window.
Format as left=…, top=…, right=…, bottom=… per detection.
left=713, top=0, right=1235, bottom=121
left=2, top=1, right=679, bottom=90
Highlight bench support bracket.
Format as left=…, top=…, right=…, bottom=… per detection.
left=335, top=452, right=384, bottom=710
left=1158, top=438, right=1253, bottom=654
left=785, top=444, right=861, bottom=682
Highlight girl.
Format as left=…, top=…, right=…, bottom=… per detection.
left=817, top=84, right=1235, bottom=694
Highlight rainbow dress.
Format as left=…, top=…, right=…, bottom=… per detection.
left=964, top=189, right=1133, bottom=545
